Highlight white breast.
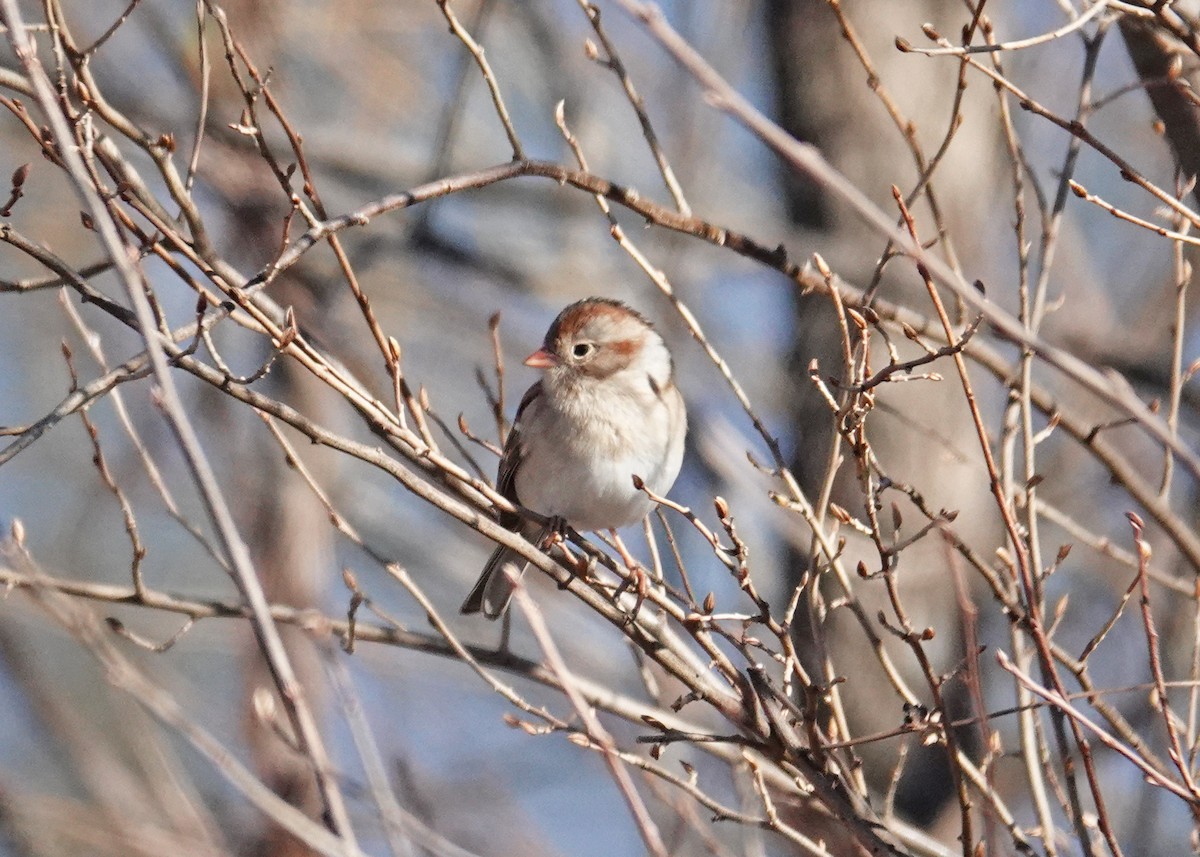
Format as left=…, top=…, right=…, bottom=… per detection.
left=514, top=370, right=685, bottom=533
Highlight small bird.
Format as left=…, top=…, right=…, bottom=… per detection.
left=462, top=297, right=687, bottom=618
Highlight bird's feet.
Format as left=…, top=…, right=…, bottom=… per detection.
left=610, top=530, right=648, bottom=623
left=613, top=565, right=649, bottom=624
left=537, top=516, right=592, bottom=588
left=535, top=515, right=569, bottom=551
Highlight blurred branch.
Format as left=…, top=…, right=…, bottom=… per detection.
left=1119, top=15, right=1200, bottom=203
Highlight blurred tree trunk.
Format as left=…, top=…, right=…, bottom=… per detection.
left=766, top=0, right=989, bottom=829
left=196, top=5, right=345, bottom=851
left=236, top=365, right=335, bottom=857
left=229, top=194, right=340, bottom=857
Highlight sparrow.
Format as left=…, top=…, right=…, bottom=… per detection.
left=462, top=297, right=687, bottom=618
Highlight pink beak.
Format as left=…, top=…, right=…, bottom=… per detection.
left=524, top=348, right=557, bottom=369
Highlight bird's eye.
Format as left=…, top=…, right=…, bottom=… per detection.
left=572, top=342, right=593, bottom=359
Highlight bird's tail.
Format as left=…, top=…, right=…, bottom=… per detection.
left=460, top=544, right=528, bottom=619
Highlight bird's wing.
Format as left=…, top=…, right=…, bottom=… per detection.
left=495, top=381, right=543, bottom=529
